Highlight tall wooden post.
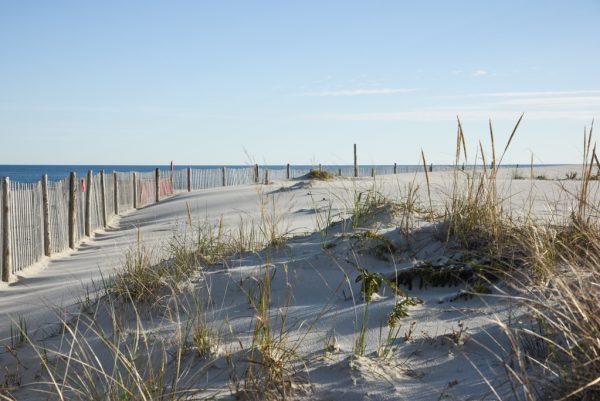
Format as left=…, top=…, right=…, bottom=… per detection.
left=41, top=174, right=51, bottom=256
left=264, top=169, right=269, bottom=185
left=84, top=170, right=92, bottom=237
left=2, top=177, right=12, bottom=282
left=187, top=167, right=191, bottom=192
left=155, top=168, right=160, bottom=203
left=338, top=168, right=342, bottom=176
left=113, top=172, right=119, bottom=215
left=394, top=163, right=397, bottom=174
left=254, top=164, right=259, bottom=183
left=286, top=164, right=290, bottom=180
left=132, top=172, right=138, bottom=209
left=429, top=163, right=433, bottom=173
left=371, top=167, right=375, bottom=178
left=222, top=167, right=227, bottom=186
left=68, top=172, right=77, bottom=249
left=353, top=144, right=358, bottom=178
left=100, top=170, right=107, bottom=227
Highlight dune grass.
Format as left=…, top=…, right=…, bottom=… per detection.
left=439, top=117, right=600, bottom=400
left=2, top=118, right=599, bottom=400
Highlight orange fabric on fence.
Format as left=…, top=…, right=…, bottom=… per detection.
left=159, top=178, right=173, bottom=198
left=138, top=180, right=154, bottom=206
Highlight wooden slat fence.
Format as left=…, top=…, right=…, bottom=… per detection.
left=105, top=172, right=115, bottom=217
left=0, top=187, right=2, bottom=269
left=117, top=172, right=134, bottom=212
left=137, top=171, right=155, bottom=208
left=9, top=181, right=44, bottom=272
left=48, top=177, right=70, bottom=253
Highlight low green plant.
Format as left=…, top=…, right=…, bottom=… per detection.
left=355, top=268, right=383, bottom=302
left=354, top=302, right=369, bottom=357
left=355, top=268, right=404, bottom=302
left=404, top=321, right=417, bottom=342
left=324, top=329, right=340, bottom=355
left=240, top=259, right=308, bottom=400
left=377, top=320, right=401, bottom=359
left=351, top=189, right=388, bottom=228
left=469, top=281, right=492, bottom=294
left=512, top=170, right=525, bottom=180
left=307, top=169, right=335, bottom=181
left=448, top=320, right=468, bottom=345
left=258, top=192, right=291, bottom=249
left=9, top=315, right=28, bottom=349
left=360, top=230, right=397, bottom=253
left=387, top=297, right=419, bottom=327
left=112, top=245, right=163, bottom=303
left=193, top=321, right=219, bottom=358
left=322, top=241, right=336, bottom=250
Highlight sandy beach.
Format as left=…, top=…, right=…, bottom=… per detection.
left=0, top=164, right=596, bottom=400
left=2, top=2, right=598, bottom=399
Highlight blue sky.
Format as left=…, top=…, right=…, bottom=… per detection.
left=1, top=1, right=598, bottom=165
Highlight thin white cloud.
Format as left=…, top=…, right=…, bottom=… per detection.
left=472, top=69, right=488, bottom=77
left=306, top=110, right=596, bottom=122
left=451, top=70, right=463, bottom=75
left=453, top=90, right=600, bottom=98
left=501, top=96, right=600, bottom=107
left=292, top=88, right=416, bottom=97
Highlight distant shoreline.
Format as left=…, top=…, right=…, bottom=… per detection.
left=0, top=163, right=572, bottom=183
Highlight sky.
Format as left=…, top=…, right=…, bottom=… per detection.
left=0, top=1, right=599, bottom=165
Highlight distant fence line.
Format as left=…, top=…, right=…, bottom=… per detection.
left=0, top=160, right=459, bottom=282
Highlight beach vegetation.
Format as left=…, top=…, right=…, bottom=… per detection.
left=307, top=169, right=335, bottom=181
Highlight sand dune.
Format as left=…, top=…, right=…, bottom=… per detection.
left=0, top=166, right=595, bottom=400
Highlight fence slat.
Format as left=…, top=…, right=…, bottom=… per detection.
left=2, top=177, right=11, bottom=282
left=68, top=172, right=76, bottom=249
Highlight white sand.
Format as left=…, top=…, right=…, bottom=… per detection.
left=0, top=166, right=594, bottom=400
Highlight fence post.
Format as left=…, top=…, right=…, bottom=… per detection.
left=222, top=167, right=227, bottom=186
left=394, top=163, right=397, bottom=174
left=264, top=169, right=269, bottom=185
left=155, top=168, right=160, bottom=203
left=254, top=164, right=259, bottom=183
left=132, top=172, right=138, bottom=209
left=371, top=167, right=375, bottom=178
left=41, top=174, right=51, bottom=256
left=113, top=172, right=119, bottom=215
left=187, top=167, right=191, bottom=192
left=354, top=144, right=358, bottom=178
left=84, top=170, right=92, bottom=237
left=286, top=164, right=290, bottom=180
left=100, top=170, right=107, bottom=227
left=338, top=168, right=342, bottom=176
left=429, top=163, right=433, bottom=173
left=319, top=164, right=322, bottom=172
left=2, top=177, right=11, bottom=282
left=68, top=172, right=76, bottom=249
